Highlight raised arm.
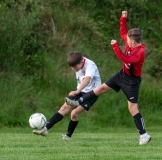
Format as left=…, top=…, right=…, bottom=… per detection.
left=120, top=11, right=128, bottom=42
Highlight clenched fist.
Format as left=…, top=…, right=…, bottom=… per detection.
left=122, top=11, right=127, bottom=18
left=111, top=40, right=117, bottom=45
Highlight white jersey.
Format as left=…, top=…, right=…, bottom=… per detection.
left=76, top=57, right=101, bottom=93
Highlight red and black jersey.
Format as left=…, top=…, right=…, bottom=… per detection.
left=111, top=16, right=145, bottom=77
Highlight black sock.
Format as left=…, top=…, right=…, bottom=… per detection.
left=78, top=90, right=98, bottom=104
left=133, top=113, right=146, bottom=135
left=66, top=120, right=78, bottom=137
left=46, top=112, right=63, bottom=130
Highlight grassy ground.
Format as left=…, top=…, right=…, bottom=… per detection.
left=0, top=127, right=161, bottom=160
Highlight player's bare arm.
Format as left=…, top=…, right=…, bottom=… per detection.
left=68, top=76, right=91, bottom=96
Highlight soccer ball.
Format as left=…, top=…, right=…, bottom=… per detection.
left=29, top=113, right=47, bottom=130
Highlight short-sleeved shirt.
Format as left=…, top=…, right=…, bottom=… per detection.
left=76, top=57, right=101, bottom=93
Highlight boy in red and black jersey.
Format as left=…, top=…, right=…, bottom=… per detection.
left=65, top=11, right=151, bottom=145
left=113, top=12, right=145, bottom=77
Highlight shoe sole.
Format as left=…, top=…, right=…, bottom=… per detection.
left=139, top=137, right=151, bottom=145
left=62, top=137, right=71, bottom=140
left=65, top=98, right=78, bottom=107
left=33, top=131, right=48, bottom=137
left=62, top=134, right=71, bottom=140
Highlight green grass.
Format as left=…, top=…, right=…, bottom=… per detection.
left=0, top=127, right=161, bottom=160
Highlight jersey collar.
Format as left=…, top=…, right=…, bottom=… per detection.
left=80, top=58, right=86, bottom=69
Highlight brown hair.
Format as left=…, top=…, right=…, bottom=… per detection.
left=67, top=51, right=83, bottom=66
left=128, top=28, right=142, bottom=43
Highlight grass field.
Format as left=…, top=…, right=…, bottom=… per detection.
left=0, top=127, right=161, bottom=160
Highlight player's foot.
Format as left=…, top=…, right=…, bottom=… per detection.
left=62, top=134, right=71, bottom=140
left=139, top=133, right=151, bottom=145
left=33, top=127, right=48, bottom=136
left=65, top=97, right=80, bottom=107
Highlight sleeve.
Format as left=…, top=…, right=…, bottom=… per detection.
left=120, top=16, right=128, bottom=43
left=112, top=43, right=141, bottom=64
left=85, top=64, right=96, bottom=78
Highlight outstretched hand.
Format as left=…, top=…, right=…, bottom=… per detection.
left=122, top=11, right=127, bottom=18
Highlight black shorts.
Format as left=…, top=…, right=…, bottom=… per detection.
left=105, top=70, right=141, bottom=103
left=68, top=92, right=98, bottom=111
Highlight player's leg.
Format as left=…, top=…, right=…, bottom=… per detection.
left=46, top=103, right=72, bottom=130
left=78, top=83, right=111, bottom=104
left=128, top=101, right=151, bottom=145
left=128, top=101, right=146, bottom=133
left=65, top=83, right=112, bottom=107
left=63, top=95, right=98, bottom=139
left=122, top=75, right=151, bottom=145
left=62, top=106, right=85, bottom=139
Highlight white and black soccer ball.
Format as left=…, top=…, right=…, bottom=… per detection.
left=29, top=113, right=47, bottom=130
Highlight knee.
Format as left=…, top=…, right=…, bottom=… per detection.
left=95, top=84, right=110, bottom=95
left=58, top=104, right=71, bottom=116
left=128, top=106, right=134, bottom=115
left=95, top=86, right=104, bottom=95
left=71, top=110, right=79, bottom=121
left=59, top=106, right=66, bottom=112
left=128, top=104, right=139, bottom=116
left=98, top=85, right=105, bottom=91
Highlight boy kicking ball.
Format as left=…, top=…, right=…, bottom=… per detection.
left=33, top=51, right=101, bottom=139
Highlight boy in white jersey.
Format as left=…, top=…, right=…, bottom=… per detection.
left=33, top=51, right=101, bottom=139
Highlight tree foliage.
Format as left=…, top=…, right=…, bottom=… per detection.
left=0, top=0, right=46, bottom=75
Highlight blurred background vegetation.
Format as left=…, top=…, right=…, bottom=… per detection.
left=0, top=0, right=162, bottom=129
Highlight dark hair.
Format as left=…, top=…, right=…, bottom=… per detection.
left=128, top=28, right=142, bottom=43
left=67, top=51, right=83, bottom=66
